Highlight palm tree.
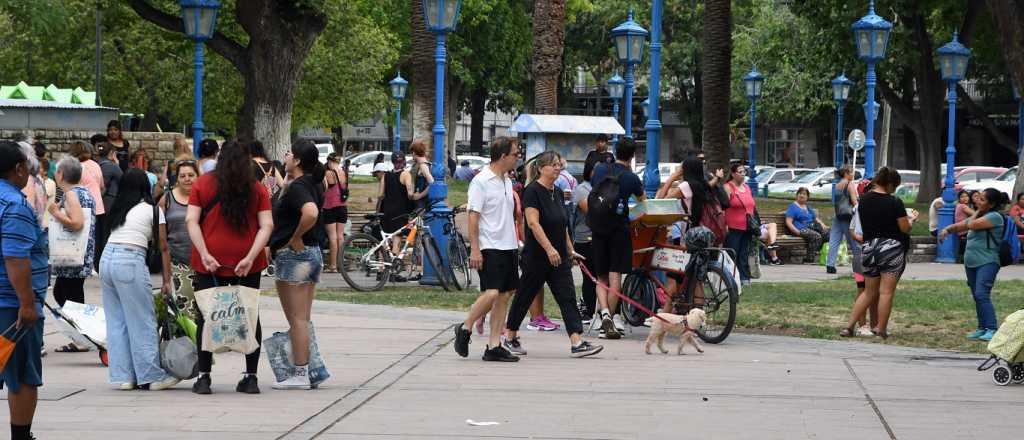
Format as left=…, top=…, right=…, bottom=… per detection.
left=701, top=0, right=733, bottom=171
left=411, top=0, right=436, bottom=143
left=532, top=0, right=567, bottom=114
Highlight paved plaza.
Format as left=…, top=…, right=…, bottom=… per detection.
left=3, top=262, right=1022, bottom=439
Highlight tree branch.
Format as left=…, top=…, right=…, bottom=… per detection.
left=128, top=0, right=247, bottom=70
left=877, top=80, right=923, bottom=136
left=958, top=0, right=985, bottom=44
left=957, top=83, right=1017, bottom=152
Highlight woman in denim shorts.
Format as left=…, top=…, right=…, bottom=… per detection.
left=269, top=140, right=326, bottom=390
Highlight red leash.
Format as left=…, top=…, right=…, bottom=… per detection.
left=577, top=261, right=674, bottom=325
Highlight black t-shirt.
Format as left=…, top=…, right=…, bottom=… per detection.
left=586, top=150, right=614, bottom=167
left=114, top=141, right=132, bottom=172
left=859, top=191, right=909, bottom=250
left=270, top=174, right=325, bottom=252
left=522, top=181, right=569, bottom=268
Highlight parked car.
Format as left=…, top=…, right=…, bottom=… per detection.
left=943, top=166, right=1007, bottom=191
left=315, top=143, right=333, bottom=164
left=456, top=155, right=489, bottom=171
left=349, top=151, right=411, bottom=176
left=772, top=168, right=863, bottom=196
left=755, top=167, right=813, bottom=188
left=635, top=162, right=681, bottom=184
left=964, top=166, right=1017, bottom=197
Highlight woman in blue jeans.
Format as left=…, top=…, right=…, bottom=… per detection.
left=100, top=169, right=177, bottom=390
left=827, top=167, right=859, bottom=274
left=939, top=187, right=1009, bottom=342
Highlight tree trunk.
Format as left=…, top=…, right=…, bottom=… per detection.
left=470, top=87, right=486, bottom=155
left=700, top=0, right=732, bottom=171
left=532, top=0, right=567, bottom=114
left=411, top=0, right=435, bottom=145
left=986, top=0, right=1024, bottom=197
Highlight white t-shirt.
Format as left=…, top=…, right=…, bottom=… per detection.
left=467, top=166, right=517, bottom=251
left=928, top=197, right=943, bottom=232
left=107, top=202, right=167, bottom=248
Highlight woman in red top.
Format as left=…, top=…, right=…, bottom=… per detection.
left=723, top=163, right=756, bottom=285
left=185, top=140, right=273, bottom=395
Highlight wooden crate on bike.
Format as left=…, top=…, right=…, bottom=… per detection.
left=629, top=199, right=687, bottom=268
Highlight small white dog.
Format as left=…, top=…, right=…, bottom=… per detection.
left=643, top=309, right=706, bottom=355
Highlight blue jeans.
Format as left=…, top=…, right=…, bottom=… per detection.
left=100, top=244, right=170, bottom=385
left=965, top=262, right=1000, bottom=331
left=827, top=217, right=857, bottom=267
left=725, top=228, right=750, bottom=282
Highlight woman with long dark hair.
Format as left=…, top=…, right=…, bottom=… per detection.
left=107, top=119, right=132, bottom=172
left=940, top=188, right=1009, bottom=342
left=100, top=169, right=177, bottom=390
left=186, top=140, right=273, bottom=395
left=269, top=140, right=326, bottom=389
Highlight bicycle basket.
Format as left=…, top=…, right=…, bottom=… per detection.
left=684, top=226, right=715, bottom=251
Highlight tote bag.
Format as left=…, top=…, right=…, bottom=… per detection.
left=194, top=285, right=260, bottom=354
left=48, top=207, right=92, bottom=267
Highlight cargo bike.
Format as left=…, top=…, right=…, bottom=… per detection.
left=616, top=199, right=740, bottom=344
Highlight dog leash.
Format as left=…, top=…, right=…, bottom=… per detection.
left=577, top=262, right=674, bottom=325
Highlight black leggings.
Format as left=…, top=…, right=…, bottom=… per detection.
left=53, top=277, right=85, bottom=307
left=193, top=272, right=262, bottom=374
left=575, top=242, right=597, bottom=317
left=506, top=262, right=583, bottom=336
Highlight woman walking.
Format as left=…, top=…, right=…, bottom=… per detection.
left=269, top=141, right=326, bottom=389
left=48, top=158, right=97, bottom=340
left=100, top=169, right=178, bottom=390
left=841, top=167, right=917, bottom=339
left=409, top=141, right=434, bottom=210
left=503, top=151, right=602, bottom=358
left=939, top=188, right=1008, bottom=342
left=186, top=140, right=273, bottom=395
left=723, top=163, right=755, bottom=285
left=322, top=153, right=347, bottom=273
left=827, top=167, right=859, bottom=274
left=785, top=187, right=830, bottom=264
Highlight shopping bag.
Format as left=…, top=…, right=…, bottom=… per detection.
left=837, top=242, right=851, bottom=267
left=48, top=207, right=92, bottom=267
left=160, top=336, right=199, bottom=380
left=818, top=243, right=829, bottom=266
left=0, top=323, right=26, bottom=371
left=194, top=285, right=260, bottom=354
left=58, top=301, right=107, bottom=349
left=264, top=322, right=330, bottom=386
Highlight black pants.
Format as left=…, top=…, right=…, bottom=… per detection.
left=53, top=277, right=85, bottom=307
left=506, top=261, right=583, bottom=336
left=193, top=272, right=262, bottom=374
left=93, top=214, right=107, bottom=271
left=575, top=242, right=597, bottom=317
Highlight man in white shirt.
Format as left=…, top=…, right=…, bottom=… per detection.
left=454, top=137, right=523, bottom=362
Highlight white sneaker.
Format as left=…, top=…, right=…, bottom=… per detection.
left=118, top=382, right=136, bottom=391
left=590, top=314, right=603, bottom=331
left=612, top=314, right=626, bottom=332
left=149, top=376, right=181, bottom=391
left=273, top=366, right=312, bottom=390
left=643, top=316, right=653, bottom=327
left=856, top=325, right=874, bottom=336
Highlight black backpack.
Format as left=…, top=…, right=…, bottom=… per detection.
left=587, top=168, right=624, bottom=234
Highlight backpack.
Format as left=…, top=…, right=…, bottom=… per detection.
left=586, top=167, right=625, bottom=235
left=699, top=195, right=727, bottom=246
left=987, top=213, right=1020, bottom=267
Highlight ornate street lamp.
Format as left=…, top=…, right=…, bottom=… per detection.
left=831, top=72, right=854, bottom=178
left=851, top=0, right=892, bottom=179
left=935, top=31, right=971, bottom=264
left=611, top=10, right=648, bottom=140
left=179, top=0, right=221, bottom=157
left=642, top=0, right=665, bottom=197
left=389, top=73, right=408, bottom=153
left=607, top=74, right=625, bottom=146
left=420, top=0, right=463, bottom=285
left=743, top=66, right=764, bottom=194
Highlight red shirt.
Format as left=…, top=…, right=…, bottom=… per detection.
left=188, top=173, right=272, bottom=277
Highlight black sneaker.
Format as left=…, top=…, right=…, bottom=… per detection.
left=826, top=266, right=837, bottom=274
left=600, top=315, right=621, bottom=340
left=236, top=374, right=261, bottom=394
left=454, top=323, right=471, bottom=358
left=501, top=336, right=527, bottom=356
left=192, top=373, right=212, bottom=395
left=571, top=341, right=604, bottom=358
left=482, top=345, right=520, bottom=362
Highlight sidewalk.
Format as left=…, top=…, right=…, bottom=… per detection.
left=6, top=291, right=1022, bottom=439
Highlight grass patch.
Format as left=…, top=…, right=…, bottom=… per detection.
left=307, top=279, right=1024, bottom=353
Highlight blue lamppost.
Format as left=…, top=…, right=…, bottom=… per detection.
left=611, top=11, right=648, bottom=141
left=851, top=0, right=892, bottom=179
left=389, top=73, right=408, bottom=154
left=831, top=72, right=854, bottom=176
left=643, top=0, right=665, bottom=197
left=743, top=66, right=764, bottom=194
left=1014, top=83, right=1022, bottom=159
left=179, top=0, right=221, bottom=158
left=420, top=0, right=462, bottom=286
left=607, top=74, right=625, bottom=146
left=935, top=31, right=972, bottom=263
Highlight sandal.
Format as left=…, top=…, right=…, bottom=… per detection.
left=55, top=343, right=90, bottom=353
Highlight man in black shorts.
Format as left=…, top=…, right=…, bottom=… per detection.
left=588, top=138, right=645, bottom=339
left=454, top=137, right=522, bottom=362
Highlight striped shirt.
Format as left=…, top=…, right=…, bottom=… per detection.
left=0, top=179, right=48, bottom=310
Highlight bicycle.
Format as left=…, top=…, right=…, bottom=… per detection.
left=433, top=206, right=472, bottom=290
left=340, top=203, right=456, bottom=292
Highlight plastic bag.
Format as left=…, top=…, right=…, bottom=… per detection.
left=818, top=242, right=851, bottom=266
left=48, top=207, right=92, bottom=267
left=160, top=336, right=198, bottom=380
left=195, top=285, right=260, bottom=354
left=264, top=322, right=330, bottom=387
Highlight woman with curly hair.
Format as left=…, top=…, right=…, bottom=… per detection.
left=186, top=140, right=273, bottom=395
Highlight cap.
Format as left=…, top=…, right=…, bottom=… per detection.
left=373, top=163, right=390, bottom=174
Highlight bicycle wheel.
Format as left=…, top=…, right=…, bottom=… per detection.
left=448, top=232, right=472, bottom=290
left=340, top=233, right=389, bottom=291
left=621, top=271, right=657, bottom=327
left=689, top=262, right=739, bottom=344
left=421, top=232, right=455, bottom=291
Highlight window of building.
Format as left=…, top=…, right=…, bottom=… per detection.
left=765, top=129, right=804, bottom=167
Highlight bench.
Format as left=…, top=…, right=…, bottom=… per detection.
left=759, top=212, right=812, bottom=263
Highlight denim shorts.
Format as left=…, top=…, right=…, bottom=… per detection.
left=0, top=308, right=44, bottom=394
left=275, top=246, right=323, bottom=284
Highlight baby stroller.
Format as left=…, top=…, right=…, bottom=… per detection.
left=45, top=301, right=109, bottom=366
left=978, top=309, right=1024, bottom=386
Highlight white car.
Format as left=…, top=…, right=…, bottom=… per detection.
left=755, top=167, right=813, bottom=191
left=634, top=162, right=681, bottom=183
left=457, top=155, right=489, bottom=171
left=315, top=143, right=333, bottom=164
left=772, top=168, right=866, bottom=196
left=349, top=151, right=394, bottom=176
left=964, top=166, right=1017, bottom=197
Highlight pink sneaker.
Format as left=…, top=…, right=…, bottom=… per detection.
left=475, top=316, right=485, bottom=335
left=526, top=315, right=559, bottom=331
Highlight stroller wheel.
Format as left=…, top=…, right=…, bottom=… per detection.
left=1011, top=364, right=1024, bottom=384
left=99, top=349, right=109, bottom=367
left=993, top=365, right=1012, bottom=386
